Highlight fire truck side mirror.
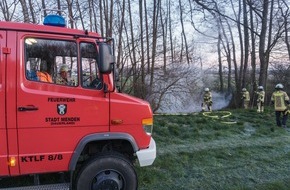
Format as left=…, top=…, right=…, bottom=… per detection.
left=99, top=43, right=115, bottom=74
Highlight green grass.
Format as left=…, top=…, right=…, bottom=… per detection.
left=1, top=107, right=289, bottom=189
left=137, top=107, right=290, bottom=190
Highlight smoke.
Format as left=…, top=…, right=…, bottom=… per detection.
left=147, top=62, right=232, bottom=114
left=211, top=91, right=232, bottom=111
left=157, top=91, right=232, bottom=114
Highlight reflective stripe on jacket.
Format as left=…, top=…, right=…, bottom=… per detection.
left=271, top=90, right=289, bottom=111
left=203, top=92, right=212, bottom=103
left=256, top=91, right=265, bottom=102
left=242, top=91, right=250, bottom=101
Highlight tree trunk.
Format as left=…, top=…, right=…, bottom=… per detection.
left=139, top=0, right=146, bottom=96
left=41, top=0, right=46, bottom=17
left=242, top=0, right=249, bottom=90
left=169, top=0, right=174, bottom=62
left=116, top=0, right=126, bottom=69
left=109, top=0, right=113, bottom=37
left=178, top=0, right=190, bottom=64
left=144, top=0, right=151, bottom=74
left=249, top=0, right=257, bottom=102
left=19, top=0, right=30, bottom=22
left=65, top=0, right=74, bottom=28
left=28, top=0, right=35, bottom=23
left=76, top=0, right=85, bottom=30
left=128, top=0, right=138, bottom=96
left=160, top=2, right=167, bottom=72
left=150, top=0, right=160, bottom=87
left=258, top=0, right=269, bottom=87
left=217, top=33, right=224, bottom=92
left=99, top=0, right=104, bottom=36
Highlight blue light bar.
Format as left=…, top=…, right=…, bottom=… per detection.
left=43, top=15, right=66, bottom=27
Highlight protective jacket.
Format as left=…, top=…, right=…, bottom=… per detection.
left=256, top=90, right=265, bottom=103
left=242, top=91, right=250, bottom=101
left=203, top=92, right=212, bottom=105
left=271, top=90, right=289, bottom=111
left=37, top=71, right=52, bottom=83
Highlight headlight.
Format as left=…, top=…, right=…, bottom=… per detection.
left=142, top=118, right=153, bottom=135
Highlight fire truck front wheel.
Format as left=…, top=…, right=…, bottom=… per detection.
left=75, top=153, right=137, bottom=190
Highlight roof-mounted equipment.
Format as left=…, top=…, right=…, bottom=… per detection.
left=43, top=15, right=66, bottom=27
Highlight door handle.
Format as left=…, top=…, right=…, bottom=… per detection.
left=18, top=105, right=39, bottom=112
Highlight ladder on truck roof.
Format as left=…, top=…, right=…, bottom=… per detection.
left=0, top=183, right=69, bottom=190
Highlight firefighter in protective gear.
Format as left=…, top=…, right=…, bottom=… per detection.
left=241, top=88, right=250, bottom=109
left=202, top=88, right=212, bottom=112
left=271, top=83, right=290, bottom=128
left=255, top=86, right=265, bottom=113
left=56, top=64, right=74, bottom=86
left=37, top=60, right=53, bottom=83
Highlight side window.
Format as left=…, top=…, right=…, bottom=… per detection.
left=80, top=42, right=102, bottom=89
left=25, top=38, right=78, bottom=86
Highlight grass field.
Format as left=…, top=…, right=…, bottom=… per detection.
left=1, top=107, right=289, bottom=190
left=137, top=107, right=290, bottom=190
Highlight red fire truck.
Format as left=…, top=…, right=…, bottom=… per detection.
left=0, top=15, right=156, bottom=190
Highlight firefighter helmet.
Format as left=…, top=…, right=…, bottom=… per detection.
left=59, top=64, right=69, bottom=73
left=242, top=88, right=247, bottom=92
left=258, top=86, right=264, bottom=90
left=275, top=83, right=284, bottom=90
left=204, top=88, right=209, bottom=92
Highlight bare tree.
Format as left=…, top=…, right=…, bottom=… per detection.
left=99, top=0, right=104, bottom=35
left=279, top=0, right=290, bottom=60
left=160, top=2, right=167, bottom=71
left=258, top=0, right=270, bottom=88
left=116, top=0, right=126, bottom=70
left=75, top=0, right=85, bottom=30
left=168, top=0, right=174, bottom=63
left=109, top=0, right=113, bottom=37
left=178, top=0, right=190, bottom=64
left=41, top=0, right=46, bottom=17
left=149, top=0, right=161, bottom=87
left=248, top=0, right=257, bottom=103
left=65, top=0, right=74, bottom=28
left=217, top=33, right=224, bottom=92
left=91, top=0, right=98, bottom=32
left=242, top=0, right=249, bottom=89
left=28, top=0, right=36, bottom=23
left=139, top=0, right=146, bottom=95
left=19, top=0, right=30, bottom=22
left=0, top=0, right=19, bottom=21
left=127, top=0, right=139, bottom=96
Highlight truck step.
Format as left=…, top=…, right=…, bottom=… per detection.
left=0, top=183, right=70, bottom=190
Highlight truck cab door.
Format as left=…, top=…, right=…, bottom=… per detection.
left=16, top=36, right=109, bottom=175
left=0, top=31, right=10, bottom=176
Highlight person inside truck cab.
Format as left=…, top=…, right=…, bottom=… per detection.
left=56, top=64, right=74, bottom=86
left=37, top=60, right=53, bottom=83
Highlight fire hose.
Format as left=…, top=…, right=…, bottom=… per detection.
left=154, top=111, right=237, bottom=124
left=202, top=111, right=237, bottom=124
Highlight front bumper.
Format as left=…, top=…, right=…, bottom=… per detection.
left=136, top=137, right=156, bottom=167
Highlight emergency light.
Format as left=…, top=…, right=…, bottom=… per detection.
left=43, top=15, right=66, bottom=27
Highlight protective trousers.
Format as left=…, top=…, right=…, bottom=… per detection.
left=243, top=100, right=250, bottom=109
left=275, top=111, right=288, bottom=127
left=257, top=101, right=264, bottom=113
left=202, top=102, right=212, bottom=112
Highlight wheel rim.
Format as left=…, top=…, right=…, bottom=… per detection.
left=91, top=169, right=124, bottom=190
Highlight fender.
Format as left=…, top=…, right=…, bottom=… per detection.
left=69, top=132, right=139, bottom=170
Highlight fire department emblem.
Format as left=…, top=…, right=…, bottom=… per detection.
left=57, top=104, right=67, bottom=115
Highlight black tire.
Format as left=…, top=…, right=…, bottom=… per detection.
left=75, top=153, right=137, bottom=190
